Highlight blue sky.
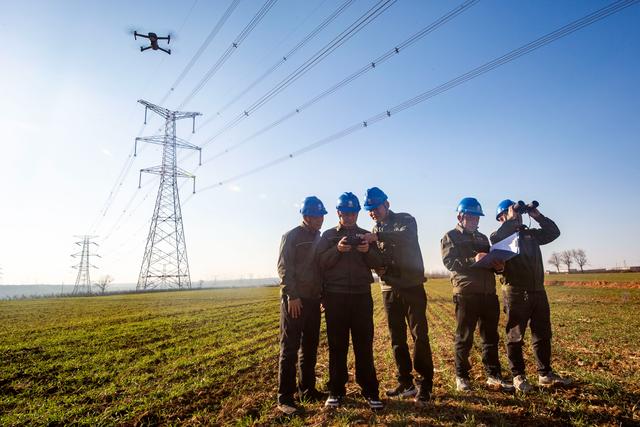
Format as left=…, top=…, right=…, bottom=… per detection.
left=1, top=0, right=639, bottom=284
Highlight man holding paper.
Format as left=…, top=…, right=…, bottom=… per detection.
left=491, top=199, right=570, bottom=393
left=441, top=197, right=513, bottom=392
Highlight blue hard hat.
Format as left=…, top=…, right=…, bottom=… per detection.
left=336, top=192, right=361, bottom=213
left=496, top=199, right=514, bottom=220
left=456, top=197, right=484, bottom=216
left=364, top=187, right=388, bottom=211
left=300, top=196, right=327, bottom=216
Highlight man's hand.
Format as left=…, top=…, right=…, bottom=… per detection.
left=288, top=298, right=303, bottom=319
left=529, top=208, right=542, bottom=220
left=475, top=252, right=487, bottom=262
left=337, top=237, right=351, bottom=252
left=356, top=241, right=369, bottom=253
left=506, top=205, right=521, bottom=221
left=361, top=232, right=378, bottom=244
left=375, top=267, right=387, bottom=277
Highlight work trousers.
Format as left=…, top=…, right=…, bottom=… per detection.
left=323, top=291, right=379, bottom=398
left=382, top=285, right=434, bottom=392
left=503, top=288, right=552, bottom=377
left=453, top=293, right=502, bottom=379
left=277, top=296, right=321, bottom=404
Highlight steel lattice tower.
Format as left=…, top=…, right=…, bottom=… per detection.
left=71, top=235, right=100, bottom=295
left=135, top=100, right=201, bottom=290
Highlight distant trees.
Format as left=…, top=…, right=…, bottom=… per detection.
left=559, top=250, right=573, bottom=272
left=549, top=249, right=588, bottom=273
left=572, top=249, right=588, bottom=272
left=94, top=275, right=113, bottom=295
left=548, top=252, right=562, bottom=273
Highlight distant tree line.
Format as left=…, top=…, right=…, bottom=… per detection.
left=548, top=249, right=588, bottom=273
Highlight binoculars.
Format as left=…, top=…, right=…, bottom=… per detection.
left=513, top=200, right=539, bottom=215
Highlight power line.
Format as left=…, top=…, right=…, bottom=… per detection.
left=101, top=178, right=155, bottom=244
left=196, top=0, right=397, bottom=148
left=191, top=0, right=639, bottom=193
left=158, top=0, right=241, bottom=106
left=177, top=0, right=279, bottom=109
left=196, top=0, right=356, bottom=131
left=200, top=0, right=479, bottom=165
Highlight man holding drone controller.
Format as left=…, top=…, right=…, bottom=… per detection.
left=491, top=199, right=571, bottom=393
left=317, top=192, right=385, bottom=411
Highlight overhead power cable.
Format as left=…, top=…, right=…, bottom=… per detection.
left=197, top=0, right=397, bottom=148
left=201, top=0, right=479, bottom=165
left=191, top=0, right=639, bottom=194
left=178, top=0, right=279, bottom=109
left=158, top=0, right=241, bottom=106
left=197, top=0, right=356, bottom=131
left=101, top=178, right=155, bottom=244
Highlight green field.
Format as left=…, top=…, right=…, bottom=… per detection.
left=1, top=279, right=639, bottom=426
left=545, top=272, right=640, bottom=283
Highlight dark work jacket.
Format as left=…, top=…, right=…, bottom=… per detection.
left=372, top=210, right=425, bottom=292
left=441, top=224, right=496, bottom=295
left=490, top=215, right=560, bottom=292
left=277, top=224, right=322, bottom=300
left=317, top=224, right=383, bottom=294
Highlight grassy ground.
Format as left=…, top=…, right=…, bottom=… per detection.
left=1, top=279, right=639, bottom=426
left=544, top=272, right=640, bottom=283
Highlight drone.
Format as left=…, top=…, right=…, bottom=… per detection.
left=134, top=31, right=171, bottom=55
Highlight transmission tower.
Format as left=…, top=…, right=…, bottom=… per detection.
left=134, top=99, right=201, bottom=290
left=71, top=235, right=100, bottom=295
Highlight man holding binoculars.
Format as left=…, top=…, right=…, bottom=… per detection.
left=491, top=199, right=571, bottom=393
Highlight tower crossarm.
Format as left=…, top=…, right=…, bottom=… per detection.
left=135, top=136, right=202, bottom=157
left=137, top=99, right=171, bottom=119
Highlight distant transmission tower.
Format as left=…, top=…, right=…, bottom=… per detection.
left=71, top=235, right=100, bottom=295
left=135, top=99, right=201, bottom=290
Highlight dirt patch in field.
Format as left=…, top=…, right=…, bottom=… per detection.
left=546, top=280, right=640, bottom=289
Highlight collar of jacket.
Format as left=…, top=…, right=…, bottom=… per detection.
left=455, top=223, right=479, bottom=235
left=300, top=222, right=319, bottom=234
left=376, top=209, right=395, bottom=226
left=503, top=218, right=529, bottom=232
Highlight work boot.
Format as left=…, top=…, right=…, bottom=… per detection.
left=385, top=382, right=417, bottom=398
left=455, top=376, right=472, bottom=392
left=414, top=384, right=431, bottom=407
left=364, top=395, right=384, bottom=411
left=513, top=375, right=533, bottom=394
left=486, top=375, right=515, bottom=392
left=277, top=398, right=301, bottom=416
left=299, top=388, right=327, bottom=402
left=324, top=395, right=344, bottom=409
left=539, top=371, right=572, bottom=387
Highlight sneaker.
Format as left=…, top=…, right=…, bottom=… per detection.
left=277, top=401, right=301, bottom=416
left=385, top=383, right=417, bottom=398
left=324, top=395, right=344, bottom=409
left=299, top=388, right=327, bottom=402
left=539, top=371, right=572, bottom=387
left=513, top=375, right=533, bottom=394
left=456, top=376, right=472, bottom=392
left=414, top=384, right=431, bottom=406
left=364, top=395, right=384, bottom=411
left=486, top=375, right=516, bottom=392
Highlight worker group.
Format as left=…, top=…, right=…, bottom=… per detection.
left=276, top=187, right=571, bottom=415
